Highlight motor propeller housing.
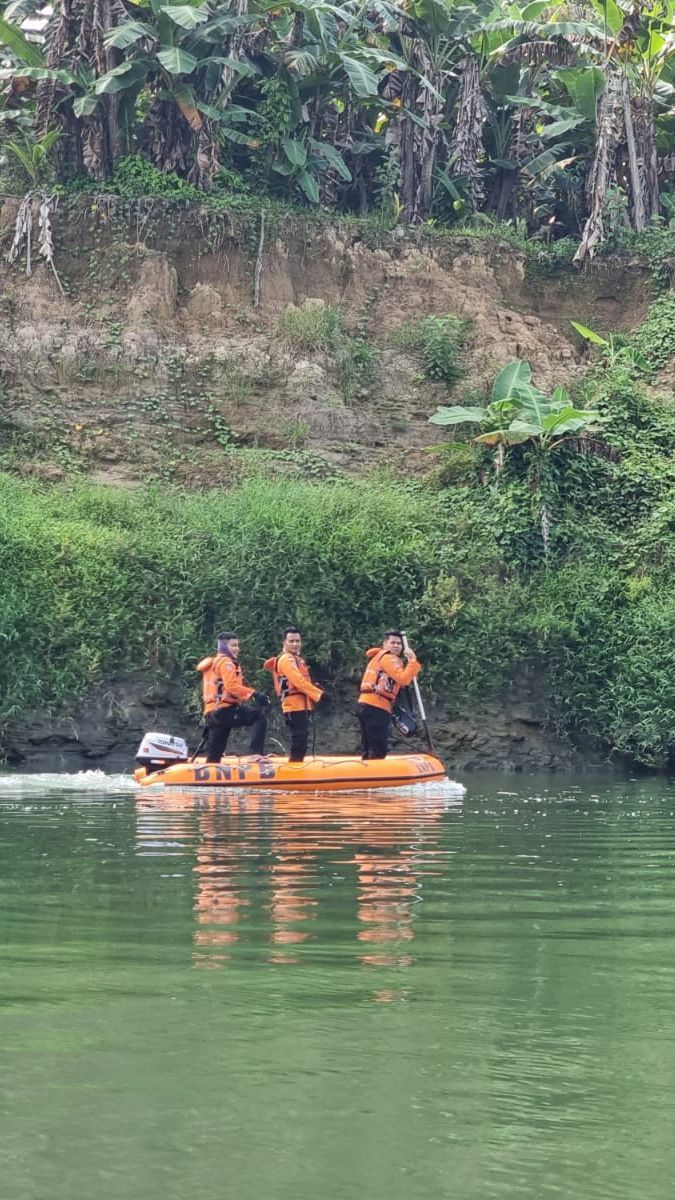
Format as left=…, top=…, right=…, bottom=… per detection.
left=135, top=732, right=188, bottom=771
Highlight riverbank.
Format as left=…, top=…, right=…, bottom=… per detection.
left=2, top=210, right=675, bottom=771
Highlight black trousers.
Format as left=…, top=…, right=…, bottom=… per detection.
left=205, top=704, right=268, bottom=762
left=357, top=702, right=391, bottom=760
left=285, top=711, right=310, bottom=762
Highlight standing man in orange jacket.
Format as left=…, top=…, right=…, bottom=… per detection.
left=357, top=631, right=421, bottom=760
left=198, top=632, right=270, bottom=763
left=264, top=626, right=323, bottom=762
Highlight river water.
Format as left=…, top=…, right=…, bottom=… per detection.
left=1, top=770, right=675, bottom=1200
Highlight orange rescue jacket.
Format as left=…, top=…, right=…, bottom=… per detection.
left=264, top=652, right=323, bottom=714
left=358, top=646, right=421, bottom=714
left=197, top=653, right=255, bottom=714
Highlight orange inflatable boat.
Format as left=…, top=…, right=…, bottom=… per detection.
left=134, top=749, right=446, bottom=792
left=133, top=732, right=447, bottom=792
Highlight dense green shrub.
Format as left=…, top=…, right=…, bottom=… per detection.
left=107, top=155, right=202, bottom=202
left=393, top=316, right=469, bottom=386
left=632, top=295, right=675, bottom=372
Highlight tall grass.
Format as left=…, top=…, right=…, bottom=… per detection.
left=0, top=474, right=445, bottom=725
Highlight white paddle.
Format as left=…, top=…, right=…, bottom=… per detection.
left=401, top=631, right=436, bottom=756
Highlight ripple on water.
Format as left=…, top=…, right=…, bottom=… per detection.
left=2, top=774, right=675, bottom=1200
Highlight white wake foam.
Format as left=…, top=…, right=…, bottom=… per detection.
left=0, top=770, right=138, bottom=794
left=0, top=771, right=465, bottom=800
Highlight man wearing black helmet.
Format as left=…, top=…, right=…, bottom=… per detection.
left=197, top=632, right=270, bottom=762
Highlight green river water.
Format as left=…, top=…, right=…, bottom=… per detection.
left=2, top=770, right=675, bottom=1200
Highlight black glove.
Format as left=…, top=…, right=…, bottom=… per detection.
left=252, top=691, right=270, bottom=709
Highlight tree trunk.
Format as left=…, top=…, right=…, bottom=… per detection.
left=36, top=0, right=81, bottom=179
left=574, top=72, right=621, bottom=265
left=395, top=46, right=447, bottom=223
left=397, top=72, right=418, bottom=221
left=142, top=100, right=193, bottom=175
left=621, top=71, right=647, bottom=232
left=184, top=0, right=250, bottom=185
left=448, top=55, right=487, bottom=209
left=633, top=94, right=660, bottom=223
left=188, top=121, right=220, bottom=188
left=36, top=0, right=125, bottom=180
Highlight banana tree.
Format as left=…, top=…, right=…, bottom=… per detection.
left=0, top=11, right=45, bottom=144
left=243, top=0, right=401, bottom=204
left=486, top=8, right=610, bottom=236
left=98, top=0, right=232, bottom=179
left=483, top=5, right=666, bottom=253
left=615, top=3, right=675, bottom=230
left=376, top=0, right=457, bottom=222
left=381, top=0, right=496, bottom=222
left=0, top=0, right=133, bottom=179
left=430, top=359, right=612, bottom=553
left=572, top=0, right=675, bottom=257
left=9, top=0, right=258, bottom=182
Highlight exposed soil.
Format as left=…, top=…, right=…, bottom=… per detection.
left=4, top=667, right=600, bottom=775
left=0, top=200, right=652, bottom=485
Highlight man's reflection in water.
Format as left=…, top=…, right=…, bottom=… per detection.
left=350, top=797, right=442, bottom=974
left=135, top=789, right=448, bottom=976
left=266, top=855, right=318, bottom=964
left=193, top=811, right=246, bottom=966
left=354, top=852, right=416, bottom=962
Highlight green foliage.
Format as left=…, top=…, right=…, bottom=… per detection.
left=394, top=316, right=469, bottom=386
left=108, top=154, right=201, bottom=201
left=430, top=359, right=602, bottom=449
left=532, top=562, right=675, bottom=767
left=334, top=335, right=378, bottom=401
left=570, top=320, right=648, bottom=372
left=5, top=129, right=60, bottom=188
left=254, top=78, right=295, bottom=148
left=526, top=237, right=578, bottom=278
left=632, top=295, right=675, bottom=373
left=0, top=474, right=446, bottom=733
left=278, top=303, right=343, bottom=352
left=278, top=304, right=377, bottom=398
left=429, top=442, right=485, bottom=487
left=610, top=226, right=675, bottom=288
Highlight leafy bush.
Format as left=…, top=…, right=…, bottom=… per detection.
left=393, top=315, right=469, bottom=385
left=108, top=155, right=202, bottom=202
left=632, top=295, right=675, bottom=372
left=278, top=303, right=377, bottom=398
left=611, top=225, right=675, bottom=287
left=334, top=335, right=378, bottom=400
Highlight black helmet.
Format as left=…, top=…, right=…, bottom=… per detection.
left=392, top=703, right=416, bottom=738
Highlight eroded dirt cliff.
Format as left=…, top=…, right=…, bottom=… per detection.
left=0, top=200, right=650, bottom=488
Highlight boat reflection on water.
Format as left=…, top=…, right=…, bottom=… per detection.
left=135, top=786, right=461, bottom=981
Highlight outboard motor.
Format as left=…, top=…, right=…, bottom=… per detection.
left=135, top=732, right=189, bottom=773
